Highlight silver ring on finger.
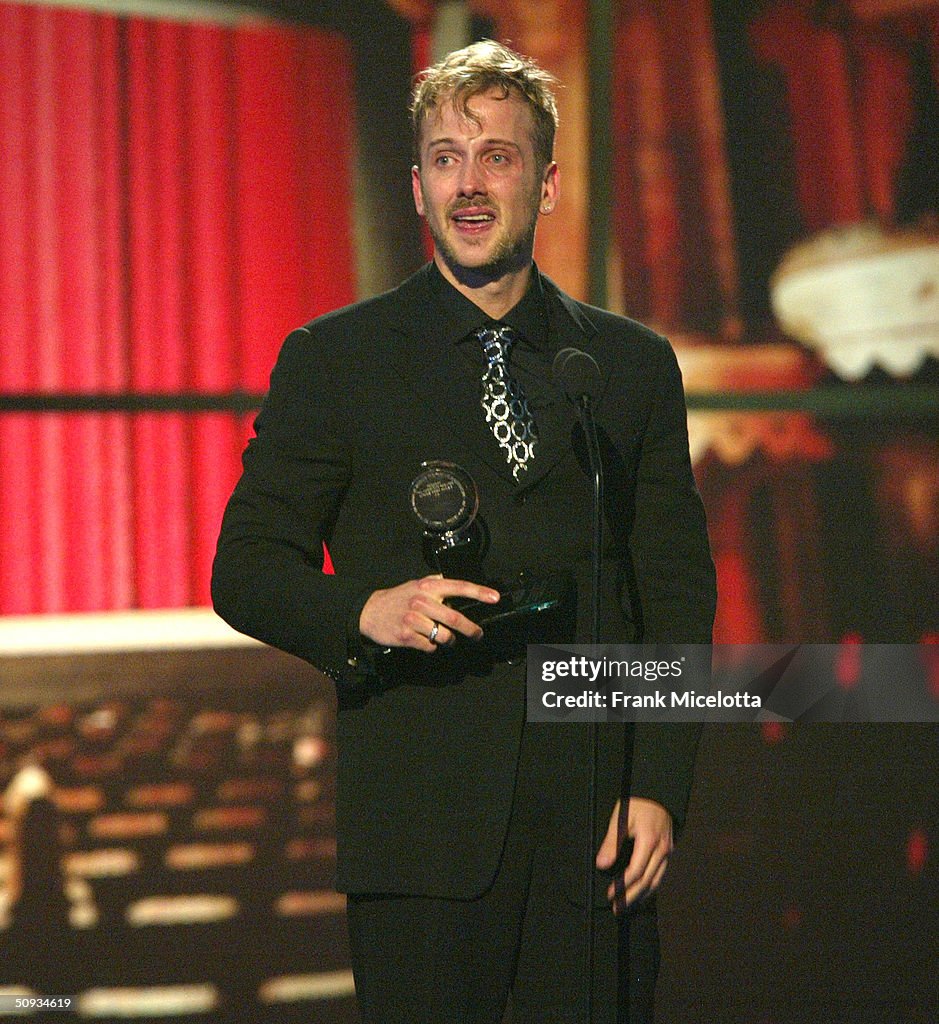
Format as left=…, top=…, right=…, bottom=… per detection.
left=428, top=623, right=440, bottom=644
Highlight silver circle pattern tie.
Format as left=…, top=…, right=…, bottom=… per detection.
left=477, top=324, right=538, bottom=482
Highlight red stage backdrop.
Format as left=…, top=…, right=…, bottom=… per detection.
left=0, top=3, right=356, bottom=613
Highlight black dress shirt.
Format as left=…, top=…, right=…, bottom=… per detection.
left=424, top=261, right=555, bottom=418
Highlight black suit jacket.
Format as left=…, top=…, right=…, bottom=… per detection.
left=212, top=263, right=716, bottom=899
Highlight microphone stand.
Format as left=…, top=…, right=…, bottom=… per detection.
left=577, top=391, right=603, bottom=1024
left=552, top=345, right=605, bottom=1024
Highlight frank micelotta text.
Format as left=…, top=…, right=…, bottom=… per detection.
left=531, top=650, right=762, bottom=720
left=541, top=689, right=763, bottom=709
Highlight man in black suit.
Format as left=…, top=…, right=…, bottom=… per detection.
left=213, top=39, right=715, bottom=1024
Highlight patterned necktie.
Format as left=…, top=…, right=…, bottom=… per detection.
left=477, top=324, right=538, bottom=482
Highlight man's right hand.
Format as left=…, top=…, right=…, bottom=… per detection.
left=359, top=575, right=500, bottom=653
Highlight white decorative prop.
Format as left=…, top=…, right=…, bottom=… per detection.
left=771, top=222, right=939, bottom=380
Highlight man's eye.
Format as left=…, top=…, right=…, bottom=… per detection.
left=435, top=154, right=452, bottom=166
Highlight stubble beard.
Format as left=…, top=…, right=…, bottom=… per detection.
left=423, top=182, right=542, bottom=284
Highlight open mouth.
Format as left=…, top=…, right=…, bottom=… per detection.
left=451, top=208, right=496, bottom=228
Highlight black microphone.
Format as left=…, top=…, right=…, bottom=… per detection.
left=552, top=347, right=602, bottom=404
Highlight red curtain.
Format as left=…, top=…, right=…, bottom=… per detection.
left=0, top=4, right=356, bottom=614
left=749, top=2, right=915, bottom=229
left=612, top=0, right=734, bottom=334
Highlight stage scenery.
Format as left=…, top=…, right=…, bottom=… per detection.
left=0, top=1, right=936, bottom=1021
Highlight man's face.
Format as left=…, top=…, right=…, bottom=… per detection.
left=412, top=88, right=558, bottom=280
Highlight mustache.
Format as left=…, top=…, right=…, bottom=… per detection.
left=447, top=198, right=499, bottom=215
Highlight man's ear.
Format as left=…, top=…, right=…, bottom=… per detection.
left=411, top=165, right=425, bottom=217
left=539, top=161, right=559, bottom=214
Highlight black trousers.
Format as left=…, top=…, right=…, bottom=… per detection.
left=346, top=720, right=659, bottom=1024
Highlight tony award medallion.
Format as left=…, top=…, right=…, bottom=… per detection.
left=409, top=461, right=483, bottom=581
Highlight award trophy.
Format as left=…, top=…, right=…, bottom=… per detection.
left=409, top=461, right=485, bottom=582
left=409, top=461, right=575, bottom=651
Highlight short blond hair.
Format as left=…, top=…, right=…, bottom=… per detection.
left=411, top=39, right=558, bottom=170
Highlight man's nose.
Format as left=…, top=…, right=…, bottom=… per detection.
left=456, top=159, right=486, bottom=196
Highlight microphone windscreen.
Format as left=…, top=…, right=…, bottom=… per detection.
left=552, top=347, right=602, bottom=402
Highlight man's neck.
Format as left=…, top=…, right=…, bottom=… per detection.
left=433, top=252, right=533, bottom=320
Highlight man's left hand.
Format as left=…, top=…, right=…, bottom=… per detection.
left=595, top=797, right=673, bottom=914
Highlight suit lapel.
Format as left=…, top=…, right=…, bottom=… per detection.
left=384, top=269, right=516, bottom=481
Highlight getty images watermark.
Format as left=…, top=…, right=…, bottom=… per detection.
left=526, top=644, right=939, bottom=722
